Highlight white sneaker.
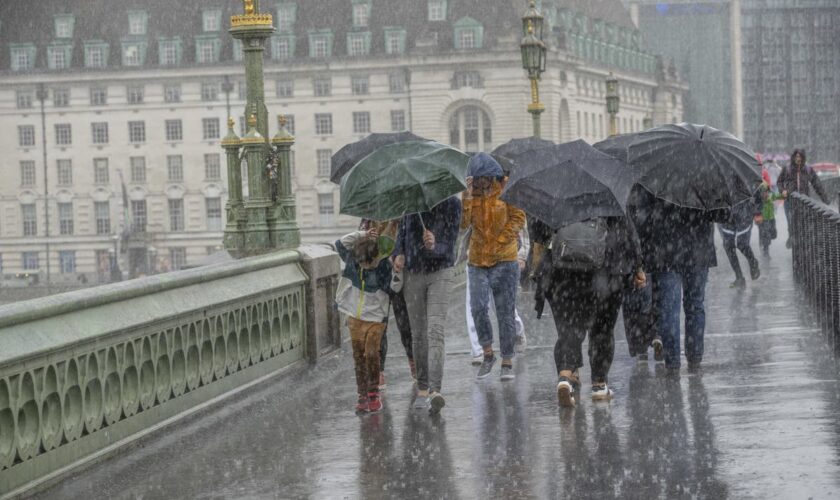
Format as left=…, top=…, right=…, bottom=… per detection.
left=591, top=383, right=614, bottom=401
left=471, top=354, right=483, bottom=366
left=515, top=334, right=527, bottom=353
left=556, top=378, right=576, bottom=408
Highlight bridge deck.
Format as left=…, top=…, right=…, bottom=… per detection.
left=38, top=230, right=840, bottom=499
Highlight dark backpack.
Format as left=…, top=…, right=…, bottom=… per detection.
left=551, top=218, right=609, bottom=271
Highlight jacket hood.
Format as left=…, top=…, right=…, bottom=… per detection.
left=468, top=152, right=503, bottom=178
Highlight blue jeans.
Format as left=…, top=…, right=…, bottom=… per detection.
left=652, top=268, right=709, bottom=368
left=468, top=261, right=520, bottom=360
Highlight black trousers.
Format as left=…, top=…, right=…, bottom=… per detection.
left=379, top=288, right=413, bottom=369
left=720, top=226, right=758, bottom=280
left=622, top=285, right=655, bottom=357
left=546, top=270, right=624, bottom=383
left=757, top=219, right=777, bottom=250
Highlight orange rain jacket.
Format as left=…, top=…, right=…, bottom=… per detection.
left=461, top=181, right=526, bottom=268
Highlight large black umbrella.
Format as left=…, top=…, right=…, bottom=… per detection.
left=491, top=137, right=555, bottom=176
left=501, top=140, right=640, bottom=229
left=624, top=123, right=762, bottom=210
left=592, top=133, right=640, bottom=164
left=330, top=131, right=431, bottom=184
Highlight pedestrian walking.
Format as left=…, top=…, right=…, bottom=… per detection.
left=394, top=196, right=462, bottom=415
left=335, top=228, right=393, bottom=414
left=756, top=168, right=783, bottom=257
left=460, top=153, right=527, bottom=381
left=718, top=192, right=762, bottom=288
left=778, top=148, right=829, bottom=247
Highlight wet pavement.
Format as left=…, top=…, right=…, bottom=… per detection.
left=37, top=221, right=840, bottom=499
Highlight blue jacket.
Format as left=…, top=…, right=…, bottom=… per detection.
left=335, top=231, right=392, bottom=322
left=395, top=196, right=463, bottom=273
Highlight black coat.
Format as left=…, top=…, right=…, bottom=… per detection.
left=777, top=165, right=829, bottom=203
left=628, top=187, right=717, bottom=273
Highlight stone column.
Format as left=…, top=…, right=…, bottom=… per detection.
left=222, top=118, right=245, bottom=254
left=241, top=114, right=271, bottom=251
left=269, top=115, right=301, bottom=249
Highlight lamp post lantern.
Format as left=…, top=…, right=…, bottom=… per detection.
left=606, top=73, right=620, bottom=137
left=520, top=0, right=547, bottom=138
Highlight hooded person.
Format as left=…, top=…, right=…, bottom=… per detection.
left=461, top=153, right=527, bottom=381
left=778, top=148, right=829, bottom=247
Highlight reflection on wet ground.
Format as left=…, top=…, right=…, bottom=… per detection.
left=38, top=227, right=840, bottom=500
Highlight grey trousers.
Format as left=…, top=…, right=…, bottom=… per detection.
left=404, top=267, right=454, bottom=393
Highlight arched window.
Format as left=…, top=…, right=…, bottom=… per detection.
left=449, top=106, right=492, bottom=153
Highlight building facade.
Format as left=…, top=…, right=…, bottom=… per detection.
left=0, top=0, right=684, bottom=281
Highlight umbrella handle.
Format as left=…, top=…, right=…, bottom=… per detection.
left=417, top=213, right=427, bottom=232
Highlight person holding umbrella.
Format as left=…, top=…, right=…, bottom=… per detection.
left=461, top=153, right=527, bottom=380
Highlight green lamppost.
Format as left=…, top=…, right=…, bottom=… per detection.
left=606, top=73, right=620, bottom=137
left=520, top=0, right=547, bottom=138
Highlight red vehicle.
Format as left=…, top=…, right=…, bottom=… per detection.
left=811, top=162, right=840, bottom=179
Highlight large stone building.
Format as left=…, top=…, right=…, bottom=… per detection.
left=0, top=0, right=684, bottom=282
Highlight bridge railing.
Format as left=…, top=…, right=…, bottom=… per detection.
left=0, top=247, right=340, bottom=497
left=789, top=193, right=840, bottom=357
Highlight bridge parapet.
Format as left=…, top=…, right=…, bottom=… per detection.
left=0, top=247, right=340, bottom=497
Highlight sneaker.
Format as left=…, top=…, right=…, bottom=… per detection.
left=637, top=351, right=649, bottom=362
left=429, top=392, right=445, bottom=415
left=591, top=383, right=614, bottom=401
left=471, top=354, right=484, bottom=366
left=556, top=377, right=576, bottom=408
left=368, top=391, right=383, bottom=413
left=500, top=363, right=514, bottom=380
left=730, top=278, right=746, bottom=288
left=749, top=260, right=761, bottom=280
left=356, top=395, right=369, bottom=414
left=515, top=334, right=527, bottom=353
left=476, top=355, right=496, bottom=379
left=652, top=338, right=664, bottom=362
left=378, top=372, right=386, bottom=390
left=413, top=392, right=430, bottom=410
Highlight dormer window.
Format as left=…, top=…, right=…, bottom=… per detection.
left=277, top=3, right=297, bottom=32
left=453, top=17, right=484, bottom=50
left=10, top=44, right=36, bottom=71
left=203, top=10, right=221, bottom=32
left=55, top=15, right=74, bottom=39
left=308, top=31, right=333, bottom=59
left=128, top=11, right=147, bottom=36
left=428, top=0, right=447, bottom=21
left=352, top=1, right=370, bottom=28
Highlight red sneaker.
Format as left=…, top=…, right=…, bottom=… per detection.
left=355, top=395, right=369, bottom=414
left=368, top=391, right=383, bottom=413
left=378, top=372, right=386, bottom=390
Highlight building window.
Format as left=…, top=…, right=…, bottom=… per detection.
left=202, top=10, right=221, bottom=32
left=165, top=119, right=183, bottom=141
left=316, top=149, right=332, bottom=177
left=167, top=155, right=183, bottom=182
left=122, top=43, right=143, bottom=66
left=347, top=32, right=370, bottom=56
left=201, top=82, right=219, bottom=101
left=55, top=15, right=75, bottom=38
left=93, top=158, right=109, bottom=183
left=95, top=201, right=111, bottom=234
left=128, top=121, right=146, bottom=143
left=131, top=200, right=147, bottom=231
left=452, top=71, right=483, bottom=89
left=130, top=157, right=146, bottom=182
left=10, top=45, right=35, bottom=71
left=205, top=153, right=221, bottom=180
left=164, top=84, right=181, bottom=103
left=202, top=118, right=220, bottom=140
left=21, top=204, right=37, bottom=236
left=128, top=11, right=147, bottom=35
left=90, top=87, right=107, bottom=106
left=233, top=39, right=244, bottom=62
left=48, top=46, right=69, bottom=70
left=55, top=124, right=72, bottom=145
left=351, top=76, right=369, bottom=95
left=454, top=17, right=483, bottom=50
left=206, top=198, right=222, bottom=230
left=272, top=36, right=295, bottom=60
left=428, top=0, right=446, bottom=21
left=284, top=115, right=296, bottom=135
left=58, top=202, right=74, bottom=235
left=159, top=39, right=181, bottom=66
left=459, top=30, right=475, bottom=49
left=353, top=112, right=371, bottom=134
left=84, top=43, right=107, bottom=68
left=91, top=122, right=109, bottom=144
left=169, top=248, right=187, bottom=270
left=318, top=193, right=334, bottom=226
left=315, top=113, right=333, bottom=135
left=196, top=38, right=219, bottom=64
left=389, top=73, right=406, bottom=93
left=309, top=32, right=332, bottom=58
left=22, top=252, right=39, bottom=270
left=449, top=106, right=492, bottom=153
left=353, top=3, right=370, bottom=27
left=385, top=29, right=406, bottom=55
left=57, top=159, right=73, bottom=185
left=18, top=125, right=35, bottom=147
left=96, top=250, right=111, bottom=275
left=20, top=161, right=36, bottom=187
left=16, top=91, right=33, bottom=109
left=277, top=3, right=297, bottom=31
left=237, top=81, right=247, bottom=101
left=53, top=88, right=70, bottom=107
left=276, top=79, right=294, bottom=98
left=391, top=110, right=406, bottom=132
left=168, top=199, right=184, bottom=231
left=127, top=85, right=144, bottom=104
left=313, top=77, right=331, bottom=97
left=59, top=251, right=76, bottom=274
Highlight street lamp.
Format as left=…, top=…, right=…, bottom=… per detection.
left=110, top=234, right=121, bottom=282
left=35, top=83, right=51, bottom=289
left=606, top=73, right=620, bottom=137
left=221, top=75, right=234, bottom=123
left=520, top=0, right=547, bottom=138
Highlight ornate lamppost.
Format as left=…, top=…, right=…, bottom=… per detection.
left=520, top=1, right=547, bottom=138
left=606, top=73, right=620, bottom=137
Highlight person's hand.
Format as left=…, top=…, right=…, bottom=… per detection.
left=423, top=230, right=436, bottom=250
left=634, top=271, right=647, bottom=289
left=464, top=177, right=473, bottom=200
left=754, top=215, right=764, bottom=225
left=392, top=255, right=405, bottom=273
left=782, top=190, right=789, bottom=198
left=367, top=227, right=379, bottom=240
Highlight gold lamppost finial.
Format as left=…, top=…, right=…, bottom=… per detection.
left=247, top=113, right=257, bottom=128
left=227, top=117, right=235, bottom=130
left=278, top=114, right=287, bottom=128
left=243, top=0, right=255, bottom=15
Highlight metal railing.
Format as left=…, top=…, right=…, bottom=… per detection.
left=789, top=193, right=840, bottom=356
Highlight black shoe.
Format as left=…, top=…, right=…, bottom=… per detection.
left=652, top=338, right=664, bottom=362
left=749, top=260, right=761, bottom=280
left=476, top=355, right=496, bottom=379
left=429, top=392, right=445, bottom=415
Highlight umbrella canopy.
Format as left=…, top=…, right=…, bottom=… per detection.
left=491, top=137, right=555, bottom=176
left=330, top=131, right=431, bottom=184
left=592, top=133, right=640, bottom=164
left=625, top=123, right=762, bottom=210
left=339, top=141, right=469, bottom=221
left=501, top=140, right=640, bottom=229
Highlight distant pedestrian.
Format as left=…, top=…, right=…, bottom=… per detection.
left=778, top=148, right=829, bottom=247
left=756, top=166, right=783, bottom=257
left=718, top=192, right=762, bottom=288
left=460, top=153, right=527, bottom=381
left=394, top=196, right=462, bottom=415
left=335, top=228, right=392, bottom=414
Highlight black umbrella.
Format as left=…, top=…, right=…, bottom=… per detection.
left=625, top=123, right=762, bottom=210
left=592, top=133, right=640, bottom=164
left=491, top=137, right=555, bottom=176
left=330, top=131, right=431, bottom=184
left=501, top=140, right=640, bottom=229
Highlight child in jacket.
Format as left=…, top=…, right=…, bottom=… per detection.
left=335, top=228, right=392, bottom=413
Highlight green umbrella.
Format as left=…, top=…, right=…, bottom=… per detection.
left=339, top=141, right=469, bottom=221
